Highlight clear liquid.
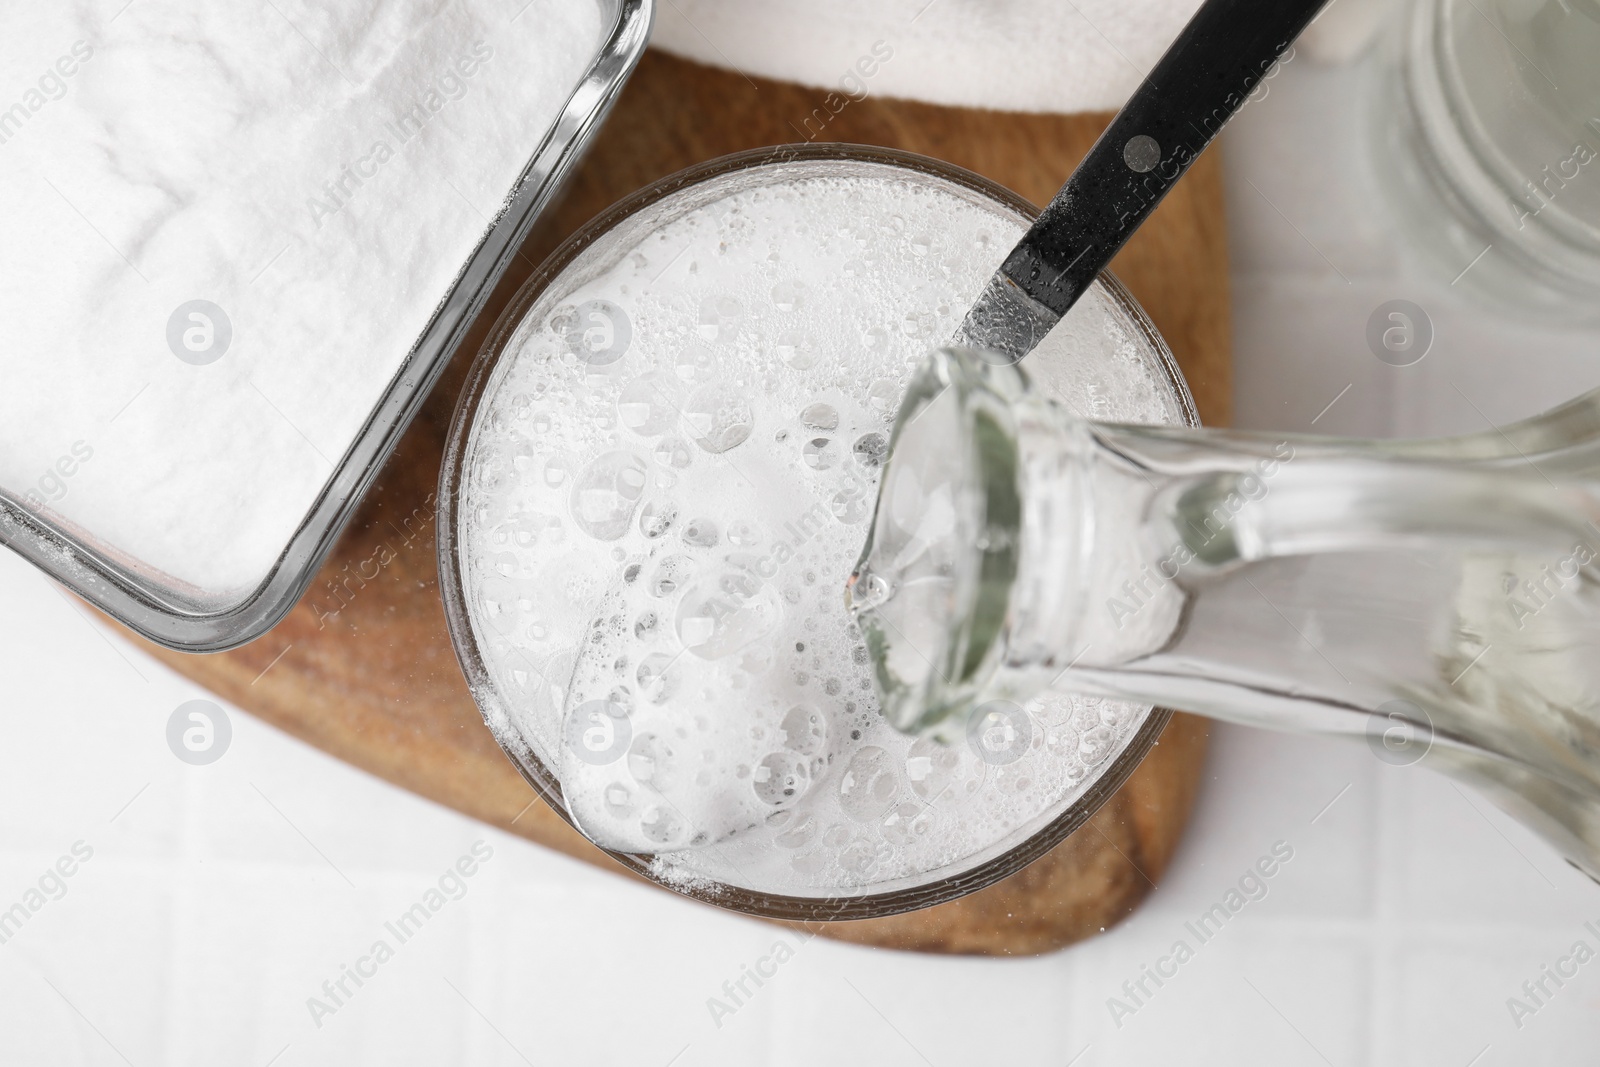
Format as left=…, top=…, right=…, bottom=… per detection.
left=458, top=162, right=1189, bottom=898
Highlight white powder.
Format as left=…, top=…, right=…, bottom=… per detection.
left=459, top=160, right=1189, bottom=899
left=0, top=0, right=605, bottom=597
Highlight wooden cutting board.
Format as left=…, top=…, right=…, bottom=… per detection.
left=138, top=51, right=1230, bottom=955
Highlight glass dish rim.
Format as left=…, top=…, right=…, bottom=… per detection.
left=436, top=141, right=1200, bottom=922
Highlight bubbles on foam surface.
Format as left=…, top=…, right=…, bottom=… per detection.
left=459, top=165, right=1181, bottom=897
left=800, top=402, right=838, bottom=431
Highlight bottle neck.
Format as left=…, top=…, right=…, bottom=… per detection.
left=1009, top=413, right=1600, bottom=717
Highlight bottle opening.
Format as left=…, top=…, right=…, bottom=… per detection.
left=849, top=348, right=1025, bottom=739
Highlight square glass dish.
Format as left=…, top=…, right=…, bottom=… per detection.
left=0, top=0, right=651, bottom=651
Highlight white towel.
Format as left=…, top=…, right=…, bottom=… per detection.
left=651, top=0, right=1392, bottom=114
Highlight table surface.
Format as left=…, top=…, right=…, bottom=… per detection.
left=4, top=56, right=1600, bottom=1066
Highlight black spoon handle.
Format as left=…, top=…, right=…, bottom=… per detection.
left=1003, top=0, right=1330, bottom=319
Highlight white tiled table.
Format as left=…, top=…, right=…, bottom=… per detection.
left=4, top=56, right=1598, bottom=1066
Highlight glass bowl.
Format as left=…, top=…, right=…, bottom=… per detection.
left=438, top=143, right=1198, bottom=921
left=0, top=0, right=652, bottom=651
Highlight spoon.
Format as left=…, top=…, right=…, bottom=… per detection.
left=957, top=0, right=1332, bottom=362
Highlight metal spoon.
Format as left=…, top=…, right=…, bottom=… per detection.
left=956, top=0, right=1332, bottom=362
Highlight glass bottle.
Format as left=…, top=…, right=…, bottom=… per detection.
left=850, top=347, right=1600, bottom=880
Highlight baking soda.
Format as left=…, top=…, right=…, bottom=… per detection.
left=460, top=160, right=1188, bottom=897
left=0, top=1, right=602, bottom=595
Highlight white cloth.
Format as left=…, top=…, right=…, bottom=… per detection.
left=651, top=0, right=1392, bottom=114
